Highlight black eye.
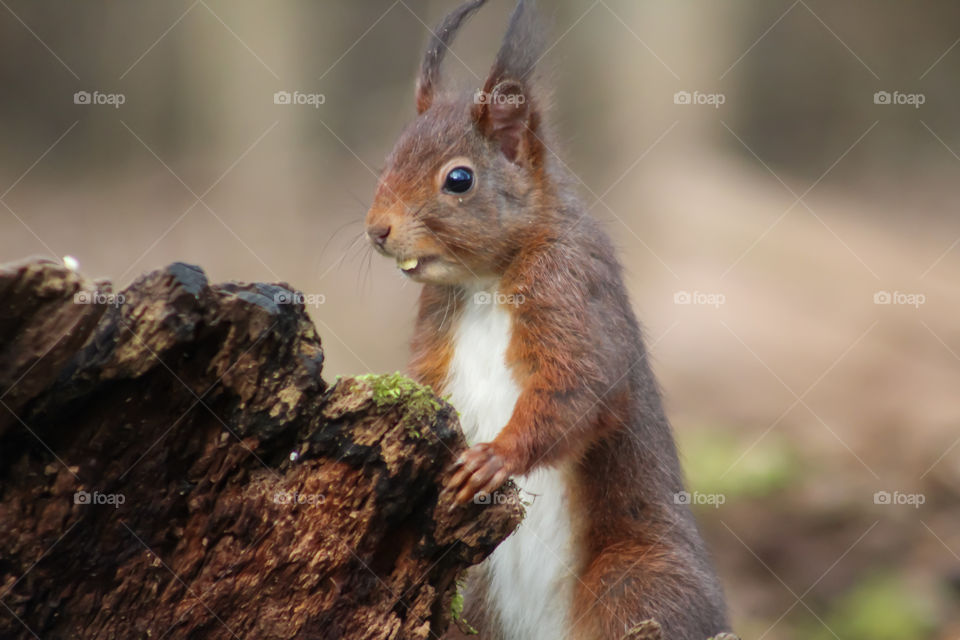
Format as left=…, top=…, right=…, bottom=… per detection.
left=443, top=166, right=474, bottom=194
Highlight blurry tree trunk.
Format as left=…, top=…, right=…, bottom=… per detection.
left=0, top=258, right=522, bottom=640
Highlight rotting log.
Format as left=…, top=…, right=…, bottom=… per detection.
left=0, top=258, right=523, bottom=640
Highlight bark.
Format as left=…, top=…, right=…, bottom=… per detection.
left=0, top=258, right=523, bottom=640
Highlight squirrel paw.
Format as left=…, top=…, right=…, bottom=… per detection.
left=446, top=443, right=513, bottom=506
left=622, top=619, right=662, bottom=640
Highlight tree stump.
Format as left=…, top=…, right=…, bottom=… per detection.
left=0, top=258, right=523, bottom=640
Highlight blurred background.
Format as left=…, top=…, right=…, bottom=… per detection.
left=1, top=1, right=958, bottom=637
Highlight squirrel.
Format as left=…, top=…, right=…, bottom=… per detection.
left=364, top=1, right=732, bottom=638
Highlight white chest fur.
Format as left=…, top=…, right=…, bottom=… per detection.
left=444, top=291, right=576, bottom=640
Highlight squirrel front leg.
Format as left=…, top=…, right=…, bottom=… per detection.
left=447, top=371, right=603, bottom=505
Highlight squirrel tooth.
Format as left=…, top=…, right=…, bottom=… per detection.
left=398, top=257, right=419, bottom=271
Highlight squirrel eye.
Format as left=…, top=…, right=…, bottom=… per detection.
left=442, top=166, right=474, bottom=194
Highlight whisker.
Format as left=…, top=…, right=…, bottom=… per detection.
left=318, top=229, right=365, bottom=284
left=354, top=238, right=370, bottom=292
left=315, top=216, right=364, bottom=278
left=360, top=246, right=371, bottom=292
left=358, top=242, right=378, bottom=294
left=439, top=286, right=454, bottom=332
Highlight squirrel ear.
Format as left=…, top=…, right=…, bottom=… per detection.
left=474, top=80, right=532, bottom=163
left=472, top=1, right=543, bottom=164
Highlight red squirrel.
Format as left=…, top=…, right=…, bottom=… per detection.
left=364, top=1, right=732, bottom=638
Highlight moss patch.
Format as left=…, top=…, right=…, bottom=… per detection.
left=352, top=373, right=442, bottom=439
left=450, top=577, right=477, bottom=635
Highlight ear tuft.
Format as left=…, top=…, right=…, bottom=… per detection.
left=416, top=0, right=488, bottom=114
left=472, top=1, right=544, bottom=165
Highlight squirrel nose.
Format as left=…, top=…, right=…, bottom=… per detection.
left=368, top=224, right=391, bottom=248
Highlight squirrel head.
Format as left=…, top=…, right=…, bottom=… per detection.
left=365, top=0, right=548, bottom=286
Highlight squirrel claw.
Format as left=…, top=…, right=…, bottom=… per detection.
left=446, top=443, right=512, bottom=505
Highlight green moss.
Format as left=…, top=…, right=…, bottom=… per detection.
left=353, top=373, right=442, bottom=438
left=450, top=589, right=464, bottom=620
left=450, top=577, right=477, bottom=634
